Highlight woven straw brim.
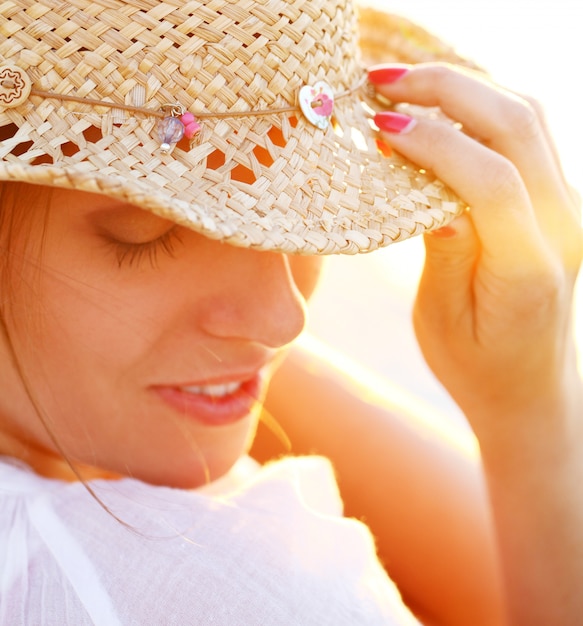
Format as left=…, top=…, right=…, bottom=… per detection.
left=0, top=1, right=475, bottom=255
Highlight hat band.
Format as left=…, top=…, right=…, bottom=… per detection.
left=0, top=64, right=369, bottom=153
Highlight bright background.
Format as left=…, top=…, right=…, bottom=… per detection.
left=307, top=0, right=583, bottom=429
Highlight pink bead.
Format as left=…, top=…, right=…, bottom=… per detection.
left=181, top=112, right=201, bottom=138
left=181, top=112, right=196, bottom=124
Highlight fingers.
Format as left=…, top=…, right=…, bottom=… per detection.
left=371, top=64, right=544, bottom=173
left=416, top=213, right=478, bottom=332
left=510, top=90, right=581, bottom=218
left=370, top=63, right=579, bottom=249
left=375, top=109, right=549, bottom=273
left=370, top=63, right=583, bottom=276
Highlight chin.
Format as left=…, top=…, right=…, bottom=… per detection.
left=142, top=456, right=241, bottom=489
left=127, top=433, right=253, bottom=489
left=77, top=410, right=259, bottom=488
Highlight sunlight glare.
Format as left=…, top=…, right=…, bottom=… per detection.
left=309, top=0, right=583, bottom=418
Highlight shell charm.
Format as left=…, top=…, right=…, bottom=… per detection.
left=0, top=65, right=32, bottom=110
left=298, top=81, right=335, bottom=130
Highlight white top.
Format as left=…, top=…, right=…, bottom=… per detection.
left=0, top=455, right=419, bottom=625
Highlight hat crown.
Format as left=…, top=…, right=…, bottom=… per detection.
left=1, top=0, right=362, bottom=112
left=0, top=3, right=468, bottom=255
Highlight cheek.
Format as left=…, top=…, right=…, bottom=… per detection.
left=5, top=250, right=161, bottom=411
left=288, top=256, right=324, bottom=302
left=35, top=274, right=175, bottom=395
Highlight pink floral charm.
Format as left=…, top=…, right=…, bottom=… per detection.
left=298, top=82, right=335, bottom=130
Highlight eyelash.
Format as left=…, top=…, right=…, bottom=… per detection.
left=108, top=226, right=183, bottom=268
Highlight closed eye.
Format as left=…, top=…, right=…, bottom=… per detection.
left=104, top=225, right=183, bottom=268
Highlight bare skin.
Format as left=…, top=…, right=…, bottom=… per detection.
left=257, top=63, right=583, bottom=625
left=0, top=186, right=320, bottom=486
left=374, top=63, right=583, bottom=626
left=0, top=60, right=581, bottom=626
left=255, top=338, right=507, bottom=626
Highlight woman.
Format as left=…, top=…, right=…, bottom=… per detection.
left=0, top=0, right=581, bottom=624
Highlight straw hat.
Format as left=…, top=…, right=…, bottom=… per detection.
left=0, top=0, right=475, bottom=255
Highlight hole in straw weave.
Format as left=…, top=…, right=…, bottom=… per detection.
left=62, top=142, right=80, bottom=157
left=176, top=135, right=192, bottom=151
left=0, top=123, right=34, bottom=160
left=267, top=124, right=287, bottom=148
left=252, top=144, right=274, bottom=168
left=0, top=122, right=17, bottom=142
left=0, top=121, right=105, bottom=165
left=31, top=154, right=54, bottom=165
left=203, top=124, right=288, bottom=184
left=230, top=162, right=256, bottom=184
left=206, top=149, right=258, bottom=183
left=0, top=123, right=47, bottom=163
left=207, top=150, right=226, bottom=169
left=9, top=140, right=34, bottom=157
left=82, top=126, right=103, bottom=144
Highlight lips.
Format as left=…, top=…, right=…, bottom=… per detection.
left=151, top=372, right=265, bottom=426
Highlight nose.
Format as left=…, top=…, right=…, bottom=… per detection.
left=196, top=243, right=308, bottom=349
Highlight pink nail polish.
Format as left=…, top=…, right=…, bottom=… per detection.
left=429, top=225, right=457, bottom=238
left=374, top=112, right=417, bottom=134
left=368, top=65, right=410, bottom=85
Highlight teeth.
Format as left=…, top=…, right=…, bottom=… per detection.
left=180, top=381, right=241, bottom=397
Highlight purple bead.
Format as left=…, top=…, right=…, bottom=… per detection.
left=156, top=116, right=185, bottom=153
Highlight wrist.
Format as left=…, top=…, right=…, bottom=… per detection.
left=471, top=371, right=583, bottom=471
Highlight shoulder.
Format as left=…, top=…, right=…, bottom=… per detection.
left=0, top=455, right=419, bottom=625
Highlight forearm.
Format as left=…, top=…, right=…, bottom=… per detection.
left=473, top=374, right=583, bottom=626
left=368, top=55, right=583, bottom=626
left=254, top=335, right=507, bottom=625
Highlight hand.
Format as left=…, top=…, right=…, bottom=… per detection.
left=370, top=63, right=583, bottom=625
left=370, top=63, right=583, bottom=436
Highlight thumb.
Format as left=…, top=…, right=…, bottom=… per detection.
left=416, top=213, right=479, bottom=329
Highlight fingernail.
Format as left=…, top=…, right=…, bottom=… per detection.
left=429, top=225, right=457, bottom=238
left=375, top=138, right=393, bottom=157
left=374, top=112, right=417, bottom=134
left=368, top=64, right=410, bottom=85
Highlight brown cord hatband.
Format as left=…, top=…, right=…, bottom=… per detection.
left=14, top=73, right=370, bottom=120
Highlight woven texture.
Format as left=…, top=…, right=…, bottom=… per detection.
left=0, top=0, right=472, bottom=254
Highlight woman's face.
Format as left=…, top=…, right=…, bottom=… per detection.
left=0, top=187, right=322, bottom=487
